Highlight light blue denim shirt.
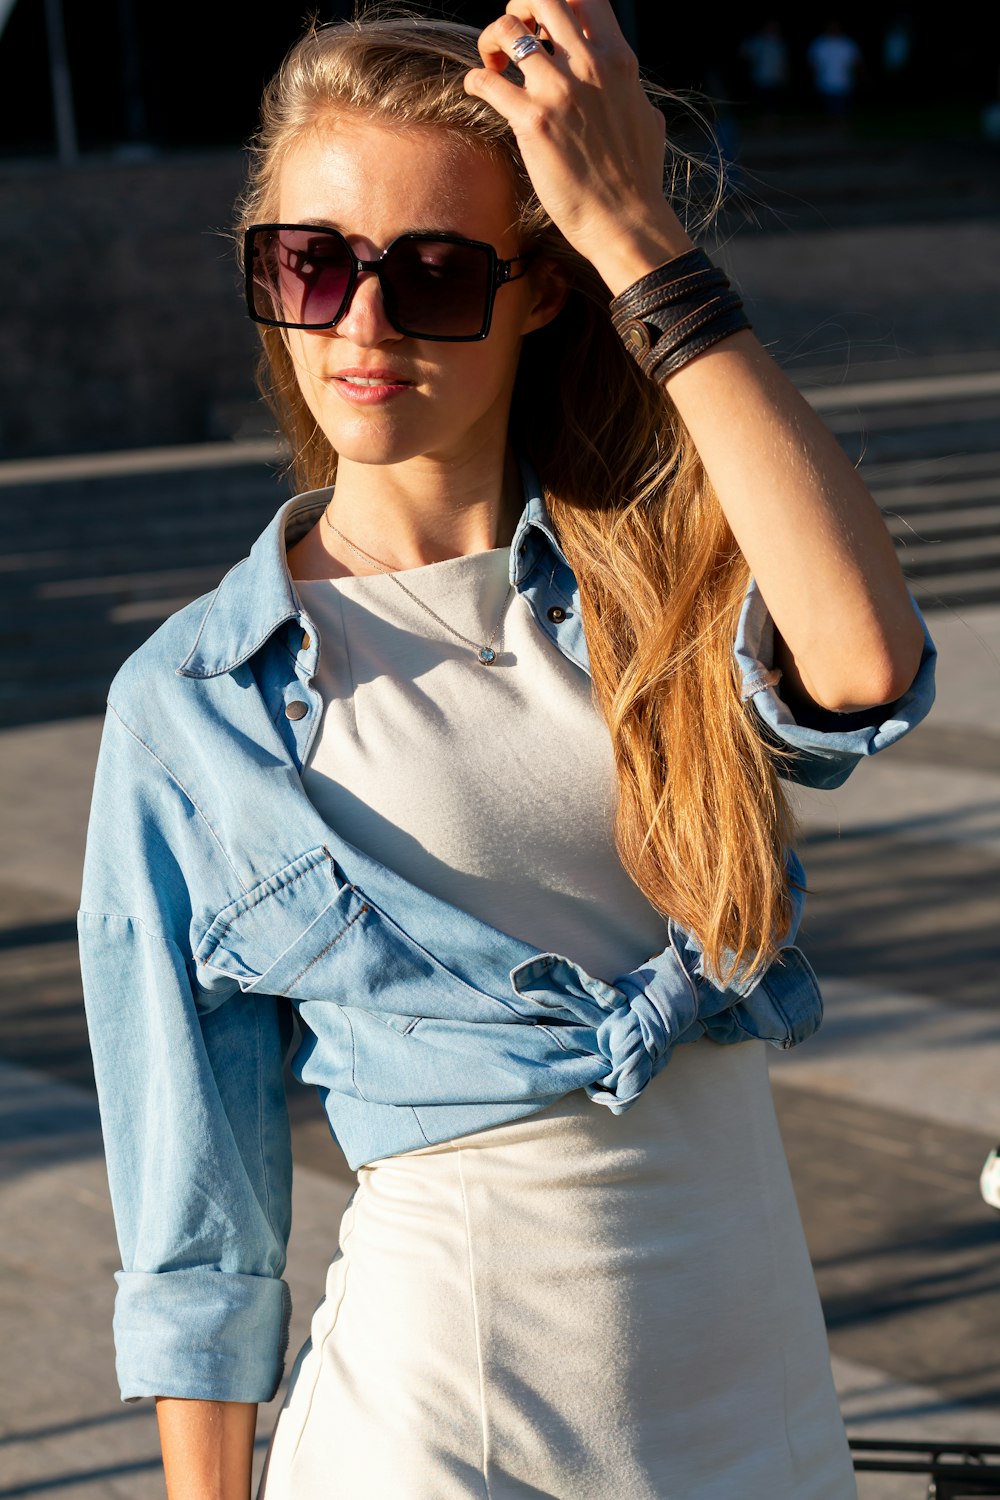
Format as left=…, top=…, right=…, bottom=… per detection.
left=78, top=453, right=936, bottom=1403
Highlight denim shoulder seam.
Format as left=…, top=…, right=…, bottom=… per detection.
left=106, top=699, right=248, bottom=894
left=77, top=908, right=182, bottom=949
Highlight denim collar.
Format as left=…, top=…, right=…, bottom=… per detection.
left=176, top=452, right=567, bottom=680
left=508, top=453, right=568, bottom=587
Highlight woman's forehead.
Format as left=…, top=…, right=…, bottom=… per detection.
left=277, top=116, right=516, bottom=241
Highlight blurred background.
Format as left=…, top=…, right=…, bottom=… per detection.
left=2, top=3, right=999, bottom=1496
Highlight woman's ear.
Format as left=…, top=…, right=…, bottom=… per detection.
left=522, top=258, right=571, bottom=335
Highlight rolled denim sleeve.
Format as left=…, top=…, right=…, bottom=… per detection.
left=78, top=704, right=294, bottom=1402
left=734, top=578, right=937, bottom=790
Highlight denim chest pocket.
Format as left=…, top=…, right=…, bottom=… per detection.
left=194, top=843, right=517, bottom=1041
left=194, top=845, right=369, bottom=1002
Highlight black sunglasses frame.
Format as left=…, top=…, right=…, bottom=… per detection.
left=244, top=223, right=535, bottom=342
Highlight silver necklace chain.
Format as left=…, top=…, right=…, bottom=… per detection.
left=321, top=505, right=514, bottom=666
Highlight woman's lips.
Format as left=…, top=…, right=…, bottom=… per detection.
left=331, top=371, right=414, bottom=404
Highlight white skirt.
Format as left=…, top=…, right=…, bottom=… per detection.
left=258, top=1040, right=857, bottom=1499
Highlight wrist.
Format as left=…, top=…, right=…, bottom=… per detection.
left=587, top=207, right=695, bottom=297
left=608, top=248, right=752, bottom=384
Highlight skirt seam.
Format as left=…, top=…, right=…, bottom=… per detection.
left=753, top=1064, right=811, bottom=1491
left=456, top=1148, right=493, bottom=1500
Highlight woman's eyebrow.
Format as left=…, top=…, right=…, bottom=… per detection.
left=292, top=217, right=465, bottom=239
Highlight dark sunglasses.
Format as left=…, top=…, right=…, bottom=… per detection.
left=244, top=223, right=534, bottom=342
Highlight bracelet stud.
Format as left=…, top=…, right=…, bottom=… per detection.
left=620, top=319, right=652, bottom=357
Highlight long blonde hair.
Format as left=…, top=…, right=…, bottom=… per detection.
left=236, top=8, right=796, bottom=985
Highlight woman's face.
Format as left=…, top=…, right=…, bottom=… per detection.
left=275, top=114, right=565, bottom=470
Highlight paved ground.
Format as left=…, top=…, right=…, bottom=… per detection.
left=3, top=146, right=1000, bottom=1494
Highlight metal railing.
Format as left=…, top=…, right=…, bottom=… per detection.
left=850, top=1439, right=1000, bottom=1498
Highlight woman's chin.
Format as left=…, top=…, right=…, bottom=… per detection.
left=313, top=419, right=423, bottom=469
left=313, top=416, right=474, bottom=471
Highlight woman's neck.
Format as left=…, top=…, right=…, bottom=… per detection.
left=288, top=443, right=524, bottom=581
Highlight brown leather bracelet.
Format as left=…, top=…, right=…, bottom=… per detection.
left=610, top=269, right=728, bottom=327
left=609, top=249, right=719, bottom=320
left=610, top=273, right=730, bottom=336
left=609, top=247, right=708, bottom=302
left=609, top=247, right=750, bottom=382
left=637, top=291, right=745, bottom=378
left=648, top=305, right=753, bottom=383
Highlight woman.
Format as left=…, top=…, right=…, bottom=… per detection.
left=78, top=5, right=935, bottom=1498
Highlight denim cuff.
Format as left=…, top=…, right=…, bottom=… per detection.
left=734, top=579, right=937, bottom=790
left=113, top=1267, right=291, bottom=1403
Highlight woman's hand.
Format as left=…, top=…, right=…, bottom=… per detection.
left=464, top=0, right=694, bottom=292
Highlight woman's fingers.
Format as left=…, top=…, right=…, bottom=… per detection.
left=505, top=0, right=627, bottom=50
left=502, top=0, right=584, bottom=53
left=474, top=13, right=554, bottom=74
left=462, top=48, right=532, bottom=139
left=504, top=0, right=637, bottom=73
left=475, top=0, right=621, bottom=77
left=465, top=0, right=680, bottom=284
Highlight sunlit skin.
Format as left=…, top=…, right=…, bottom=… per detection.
left=281, top=117, right=567, bottom=581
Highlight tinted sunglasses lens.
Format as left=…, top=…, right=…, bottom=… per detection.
left=250, top=228, right=353, bottom=328
left=386, top=238, right=493, bottom=337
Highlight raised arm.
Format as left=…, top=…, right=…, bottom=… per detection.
left=610, top=321, right=925, bottom=714
left=466, top=0, right=925, bottom=714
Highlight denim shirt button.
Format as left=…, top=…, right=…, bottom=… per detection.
left=300, top=632, right=312, bottom=651
left=547, top=606, right=567, bottom=623
left=285, top=700, right=309, bottom=721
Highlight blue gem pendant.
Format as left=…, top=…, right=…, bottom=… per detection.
left=477, top=646, right=497, bottom=665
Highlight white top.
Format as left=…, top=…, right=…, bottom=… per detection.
left=269, top=553, right=855, bottom=1500
left=296, top=546, right=669, bottom=982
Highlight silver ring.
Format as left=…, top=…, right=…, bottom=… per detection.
left=510, top=34, right=543, bottom=63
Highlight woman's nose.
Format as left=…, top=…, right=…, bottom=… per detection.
left=332, top=269, right=401, bottom=345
